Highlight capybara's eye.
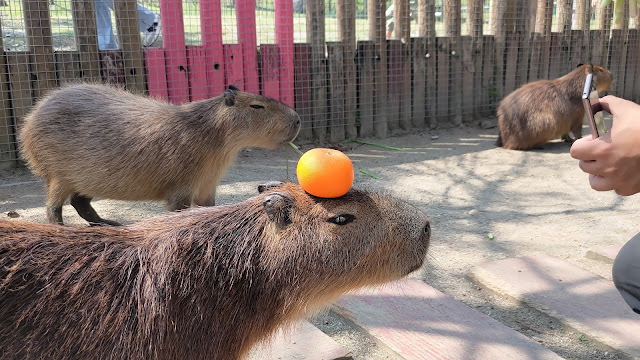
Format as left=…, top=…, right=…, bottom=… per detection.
left=250, top=104, right=265, bottom=109
left=328, top=214, right=355, bottom=225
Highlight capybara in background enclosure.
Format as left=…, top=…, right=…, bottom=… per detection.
left=0, top=181, right=431, bottom=360
left=18, top=84, right=301, bottom=226
left=496, top=63, right=612, bottom=150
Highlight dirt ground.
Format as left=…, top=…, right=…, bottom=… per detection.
left=1, top=119, right=637, bottom=360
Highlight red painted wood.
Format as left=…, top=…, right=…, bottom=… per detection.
left=223, top=44, right=245, bottom=90
left=235, top=0, right=259, bottom=94
left=260, top=44, right=281, bottom=100
left=274, top=0, right=294, bottom=107
left=187, top=46, right=209, bottom=101
left=159, top=0, right=189, bottom=103
left=144, top=47, right=169, bottom=101
left=199, top=0, right=225, bottom=97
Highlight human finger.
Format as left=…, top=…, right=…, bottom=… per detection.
left=588, top=174, right=615, bottom=192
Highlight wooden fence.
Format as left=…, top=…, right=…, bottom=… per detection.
left=0, top=0, right=639, bottom=166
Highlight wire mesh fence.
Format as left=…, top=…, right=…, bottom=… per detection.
left=0, top=0, right=638, bottom=166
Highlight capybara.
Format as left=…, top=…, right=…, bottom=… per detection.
left=18, top=84, right=301, bottom=226
left=496, top=63, right=612, bottom=150
left=0, top=181, right=430, bottom=360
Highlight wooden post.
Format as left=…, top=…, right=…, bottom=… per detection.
left=411, top=37, right=426, bottom=128
left=623, top=29, right=639, bottom=101
left=71, top=0, right=102, bottom=82
left=308, top=0, right=328, bottom=141
left=22, top=0, right=57, bottom=98
left=200, top=0, right=226, bottom=96
left=0, top=17, right=16, bottom=166
left=387, top=39, right=401, bottom=131
left=337, top=0, right=357, bottom=138
left=608, top=29, right=627, bottom=95
left=160, top=0, right=190, bottom=103
left=327, top=42, right=346, bottom=142
left=368, top=0, right=388, bottom=137
left=466, top=0, right=482, bottom=119
left=357, top=41, right=376, bottom=137
left=490, top=0, right=506, bottom=99
left=113, top=0, right=146, bottom=93
left=294, top=44, right=314, bottom=141
left=6, top=53, right=33, bottom=128
left=261, top=44, right=281, bottom=100
left=419, top=0, right=437, bottom=129
left=275, top=0, right=295, bottom=107
left=236, top=0, right=260, bottom=94
left=444, top=0, right=461, bottom=126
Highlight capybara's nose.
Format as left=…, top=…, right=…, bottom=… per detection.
left=423, top=221, right=431, bottom=239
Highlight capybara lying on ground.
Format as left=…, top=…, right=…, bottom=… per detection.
left=18, top=84, right=301, bottom=225
left=0, top=181, right=430, bottom=360
left=496, top=63, right=612, bottom=150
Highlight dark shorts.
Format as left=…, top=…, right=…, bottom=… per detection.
left=613, top=232, right=640, bottom=314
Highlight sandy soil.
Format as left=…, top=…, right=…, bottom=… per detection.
left=1, top=120, right=636, bottom=360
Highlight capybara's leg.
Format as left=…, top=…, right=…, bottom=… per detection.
left=195, top=191, right=216, bottom=207
left=46, top=179, right=71, bottom=225
left=561, top=134, right=575, bottom=143
left=70, top=193, right=121, bottom=226
left=167, top=191, right=192, bottom=211
left=571, top=120, right=583, bottom=140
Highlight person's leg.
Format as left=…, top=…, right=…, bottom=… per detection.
left=612, top=232, right=640, bottom=314
left=94, top=0, right=118, bottom=49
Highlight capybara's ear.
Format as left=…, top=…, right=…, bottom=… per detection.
left=224, top=88, right=236, bottom=106
left=576, top=63, right=583, bottom=68
left=258, top=181, right=284, bottom=193
left=228, top=84, right=240, bottom=92
left=263, top=192, right=295, bottom=227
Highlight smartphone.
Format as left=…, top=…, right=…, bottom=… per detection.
left=582, top=73, right=607, bottom=137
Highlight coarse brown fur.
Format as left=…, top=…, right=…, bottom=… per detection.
left=496, top=64, right=612, bottom=150
left=18, top=84, right=301, bottom=225
left=0, top=182, right=430, bottom=360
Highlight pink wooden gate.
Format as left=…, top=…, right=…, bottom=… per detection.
left=145, top=0, right=294, bottom=107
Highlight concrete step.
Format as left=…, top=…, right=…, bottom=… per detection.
left=585, top=244, right=623, bottom=264
left=333, top=278, right=563, bottom=360
left=469, top=253, right=640, bottom=359
left=249, top=320, right=351, bottom=360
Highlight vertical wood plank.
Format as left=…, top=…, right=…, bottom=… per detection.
left=261, top=44, right=281, bottom=101
left=187, top=46, right=209, bottom=101
left=113, top=0, right=146, bottom=93
left=461, top=36, right=474, bottom=122
left=387, top=39, right=402, bottom=131
left=399, top=42, right=412, bottom=130
left=436, top=37, right=450, bottom=123
left=424, top=28, right=437, bottom=129
left=327, top=42, right=346, bottom=143
left=368, top=0, right=387, bottom=137
left=275, top=0, right=295, bottom=107
left=236, top=0, right=260, bottom=94
left=516, top=32, right=531, bottom=89
left=624, top=29, right=639, bottom=101
left=6, top=52, right=33, bottom=128
left=22, top=0, right=57, bottom=98
left=357, top=41, right=375, bottom=138
left=608, top=29, right=627, bottom=96
left=55, top=51, right=81, bottom=84
left=547, top=33, right=562, bottom=79
left=0, top=17, right=16, bottom=164
left=100, top=50, right=125, bottom=85
left=569, top=30, right=585, bottom=67
left=590, top=30, right=608, bottom=68
left=224, top=44, right=245, bottom=90
left=71, top=0, right=102, bottom=82
left=504, top=32, right=519, bottom=94
left=144, top=47, right=169, bottom=101
left=528, top=33, right=542, bottom=81
left=481, top=35, right=495, bottom=117
left=307, top=0, right=328, bottom=141
left=471, top=35, right=484, bottom=118
left=200, top=0, right=226, bottom=97
left=294, top=43, right=314, bottom=141
left=337, top=0, right=357, bottom=139
left=411, top=37, right=426, bottom=128
left=160, top=0, right=190, bottom=103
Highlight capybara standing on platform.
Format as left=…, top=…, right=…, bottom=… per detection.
left=18, top=84, right=301, bottom=225
left=0, top=182, right=430, bottom=360
left=496, top=64, right=612, bottom=150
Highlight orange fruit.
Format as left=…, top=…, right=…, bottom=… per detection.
left=296, top=148, right=354, bottom=198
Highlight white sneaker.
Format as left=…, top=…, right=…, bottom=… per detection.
left=142, top=14, right=161, bottom=47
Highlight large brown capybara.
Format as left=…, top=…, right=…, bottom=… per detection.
left=0, top=181, right=431, bottom=360
left=496, top=63, right=612, bottom=150
left=18, top=84, right=301, bottom=226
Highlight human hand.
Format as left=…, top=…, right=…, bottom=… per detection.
left=570, top=95, right=640, bottom=196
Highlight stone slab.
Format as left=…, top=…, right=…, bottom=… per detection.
left=469, top=254, right=640, bottom=358
left=333, top=278, right=563, bottom=360
left=249, top=320, right=351, bottom=360
left=585, top=244, right=623, bottom=264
